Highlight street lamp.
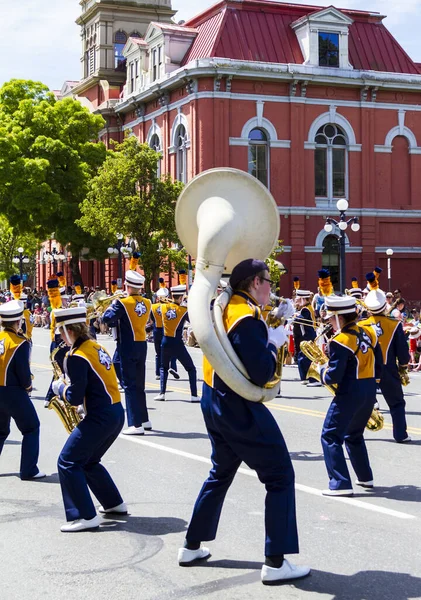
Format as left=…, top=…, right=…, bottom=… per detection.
left=12, top=247, right=30, bottom=281
left=45, top=247, right=66, bottom=268
left=386, top=248, right=394, bottom=291
left=107, top=234, right=128, bottom=285
left=324, top=199, right=360, bottom=293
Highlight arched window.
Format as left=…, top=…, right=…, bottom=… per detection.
left=114, top=31, right=127, bottom=70
left=322, top=234, right=340, bottom=288
left=248, top=128, right=269, bottom=187
left=176, top=125, right=188, bottom=183
left=150, top=133, right=162, bottom=178
left=315, top=124, right=347, bottom=201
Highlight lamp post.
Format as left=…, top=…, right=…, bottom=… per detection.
left=44, top=247, right=66, bottom=272
left=386, top=248, right=394, bottom=292
left=12, top=247, right=30, bottom=282
left=324, top=199, right=360, bottom=294
left=107, top=234, right=130, bottom=287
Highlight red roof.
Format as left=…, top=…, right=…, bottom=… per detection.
left=182, top=0, right=420, bottom=74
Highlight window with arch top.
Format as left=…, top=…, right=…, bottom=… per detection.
left=248, top=128, right=269, bottom=188
left=315, top=123, right=347, bottom=200
left=114, top=31, right=127, bottom=70
left=175, top=125, right=188, bottom=183
left=150, top=133, right=162, bottom=178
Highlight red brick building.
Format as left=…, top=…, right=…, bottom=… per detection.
left=40, top=0, right=421, bottom=300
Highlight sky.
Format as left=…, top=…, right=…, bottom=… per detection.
left=1, top=0, right=421, bottom=91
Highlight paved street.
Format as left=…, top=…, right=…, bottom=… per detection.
left=1, top=327, right=421, bottom=600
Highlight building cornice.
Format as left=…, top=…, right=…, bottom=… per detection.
left=115, top=57, right=421, bottom=114
left=77, top=1, right=176, bottom=25
left=278, top=207, right=421, bottom=218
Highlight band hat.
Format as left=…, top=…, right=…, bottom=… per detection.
left=348, top=288, right=363, bottom=298
left=53, top=307, right=87, bottom=331
left=408, top=327, right=421, bottom=339
left=295, top=289, right=312, bottom=299
left=364, top=289, right=387, bottom=315
left=171, top=284, right=186, bottom=296
left=0, top=300, right=24, bottom=321
left=156, top=288, right=169, bottom=298
left=125, top=270, right=145, bottom=288
left=229, top=259, right=268, bottom=290
left=20, top=293, right=28, bottom=301
left=72, top=293, right=85, bottom=301
left=324, top=295, right=357, bottom=317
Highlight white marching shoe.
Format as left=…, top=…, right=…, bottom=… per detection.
left=178, top=546, right=211, bottom=566
left=190, top=395, right=201, bottom=403
left=261, top=559, right=311, bottom=585
left=142, top=421, right=152, bottom=430
left=99, top=502, right=128, bottom=515
left=154, top=393, right=166, bottom=401
left=60, top=515, right=101, bottom=532
left=31, top=470, right=46, bottom=480
left=122, top=426, right=145, bottom=435
left=322, top=488, right=353, bottom=497
left=355, top=479, right=374, bottom=488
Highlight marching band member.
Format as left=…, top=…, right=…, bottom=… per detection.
left=318, top=296, right=383, bottom=495
left=312, top=269, right=333, bottom=319
left=0, top=301, right=45, bottom=480
left=360, top=285, right=411, bottom=443
left=102, top=270, right=152, bottom=435
left=293, top=289, right=318, bottom=386
left=150, top=288, right=179, bottom=381
left=179, top=259, right=309, bottom=584
left=45, top=277, right=69, bottom=404
left=52, top=306, right=126, bottom=532
left=154, top=285, right=199, bottom=403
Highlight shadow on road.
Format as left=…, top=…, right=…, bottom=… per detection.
left=352, top=484, right=421, bottom=502
left=290, top=451, right=324, bottom=462
left=367, top=439, right=421, bottom=446
left=147, top=430, right=209, bottom=440
left=100, top=515, right=187, bottom=536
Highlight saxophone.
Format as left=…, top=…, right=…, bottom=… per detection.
left=45, top=344, right=82, bottom=434
left=300, top=331, right=384, bottom=432
left=264, top=300, right=293, bottom=390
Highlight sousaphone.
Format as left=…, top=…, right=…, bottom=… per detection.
left=176, top=168, right=280, bottom=403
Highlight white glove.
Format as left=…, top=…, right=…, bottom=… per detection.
left=52, top=378, right=65, bottom=396
left=268, top=325, right=288, bottom=349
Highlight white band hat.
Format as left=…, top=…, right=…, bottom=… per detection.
left=72, top=293, right=85, bottom=301
left=125, top=270, right=145, bottom=289
left=408, top=327, right=421, bottom=340
left=348, top=288, right=363, bottom=299
left=295, top=289, right=312, bottom=299
left=364, top=290, right=387, bottom=315
left=171, top=284, right=186, bottom=296
left=0, top=300, right=24, bottom=321
left=53, top=307, right=87, bottom=329
left=324, top=295, right=357, bottom=317
left=156, top=288, right=169, bottom=298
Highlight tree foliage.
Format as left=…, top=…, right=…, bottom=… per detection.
left=78, top=136, right=185, bottom=294
left=0, top=79, right=109, bottom=283
left=0, top=214, right=40, bottom=282
left=266, top=241, right=286, bottom=294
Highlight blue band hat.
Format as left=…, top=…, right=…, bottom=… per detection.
left=364, top=289, right=387, bottom=315
left=229, top=259, right=268, bottom=290
left=53, top=307, right=87, bottom=328
left=171, top=285, right=186, bottom=296
left=324, top=295, right=357, bottom=317
left=125, top=270, right=145, bottom=289
left=0, top=300, right=24, bottom=321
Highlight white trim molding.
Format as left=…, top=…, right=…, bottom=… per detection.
left=278, top=206, right=421, bottom=218
left=375, top=247, right=421, bottom=254
left=306, top=106, right=361, bottom=151
left=304, top=245, right=362, bottom=253
left=146, top=120, right=163, bottom=149
left=377, top=109, right=421, bottom=154
left=169, top=110, right=190, bottom=154
left=231, top=101, right=291, bottom=148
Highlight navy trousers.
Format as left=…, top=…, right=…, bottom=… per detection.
left=112, top=347, right=123, bottom=387
left=120, top=342, right=148, bottom=427
left=321, top=380, right=375, bottom=490
left=297, top=351, right=316, bottom=384
left=186, top=383, right=299, bottom=557
left=379, top=368, right=408, bottom=441
left=57, top=403, right=124, bottom=521
left=160, top=337, right=197, bottom=396
left=0, top=387, right=40, bottom=479
left=153, top=328, right=176, bottom=377
left=45, top=342, right=68, bottom=403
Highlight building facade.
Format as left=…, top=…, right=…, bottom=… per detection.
left=40, top=0, right=421, bottom=300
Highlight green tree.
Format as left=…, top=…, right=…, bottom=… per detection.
left=0, top=214, right=41, bottom=282
left=266, top=241, right=286, bottom=294
left=0, top=79, right=109, bottom=284
left=78, top=136, right=185, bottom=296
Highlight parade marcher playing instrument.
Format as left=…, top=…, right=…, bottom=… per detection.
left=360, top=284, right=411, bottom=443
left=0, top=301, right=45, bottom=480
left=293, top=289, right=318, bottom=386
left=102, top=270, right=152, bottom=435
left=174, top=168, right=310, bottom=585
left=45, top=277, right=70, bottom=405
left=154, top=285, right=199, bottom=402
left=150, top=287, right=179, bottom=381
left=52, top=307, right=126, bottom=532
left=316, top=296, right=383, bottom=496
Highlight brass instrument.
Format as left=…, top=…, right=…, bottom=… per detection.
left=92, top=291, right=126, bottom=316
left=398, top=365, right=410, bottom=386
left=45, top=344, right=82, bottom=434
left=264, top=301, right=290, bottom=390
left=300, top=328, right=384, bottom=432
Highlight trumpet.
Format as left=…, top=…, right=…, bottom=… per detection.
left=93, top=291, right=126, bottom=316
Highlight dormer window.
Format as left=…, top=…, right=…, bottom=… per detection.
left=291, top=7, right=353, bottom=70
left=318, top=32, right=339, bottom=68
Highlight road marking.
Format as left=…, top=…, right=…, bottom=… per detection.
left=119, top=435, right=416, bottom=520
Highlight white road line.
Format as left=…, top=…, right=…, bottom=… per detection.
left=119, top=435, right=416, bottom=521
